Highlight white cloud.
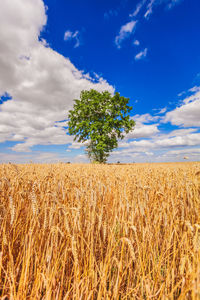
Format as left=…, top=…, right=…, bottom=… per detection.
left=156, top=107, right=167, bottom=114
left=133, top=113, right=159, bottom=123
left=164, top=148, right=200, bottom=156
left=64, top=31, right=73, bottom=40
left=115, top=118, right=200, bottom=162
left=144, top=0, right=156, bottom=19
left=164, top=90, right=200, bottom=127
left=100, top=96, right=200, bottom=161
left=64, top=30, right=80, bottom=48
left=130, top=0, right=148, bottom=17
left=178, top=90, right=186, bottom=97
left=135, top=48, right=148, bottom=60
left=0, top=151, right=87, bottom=164
left=124, top=113, right=160, bottom=139
left=115, top=21, right=137, bottom=48
left=0, top=0, right=114, bottom=153
left=68, top=141, right=85, bottom=149
left=178, top=85, right=200, bottom=98
left=126, top=124, right=159, bottom=139
left=188, top=86, right=200, bottom=93
left=156, top=133, right=200, bottom=147
left=133, top=39, right=140, bottom=46
left=144, top=0, right=183, bottom=19
left=0, top=0, right=198, bottom=164
left=112, top=131, right=200, bottom=163
left=166, top=128, right=198, bottom=137
left=115, top=0, right=183, bottom=54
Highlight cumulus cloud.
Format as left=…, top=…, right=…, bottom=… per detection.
left=68, top=141, right=86, bottom=149
left=124, top=113, right=159, bottom=139
left=133, top=113, right=159, bottom=123
left=156, top=133, right=200, bottom=147
left=115, top=21, right=137, bottom=48
left=113, top=90, right=200, bottom=162
left=115, top=105, right=200, bottom=162
left=64, top=30, right=81, bottom=48
left=165, top=128, right=198, bottom=137
left=135, top=48, right=148, bottom=60
left=0, top=0, right=114, bottom=153
left=0, top=0, right=197, bottom=164
left=164, top=148, right=200, bottom=156
left=115, top=130, right=200, bottom=163
left=164, top=89, right=200, bottom=127
left=126, top=124, right=159, bottom=139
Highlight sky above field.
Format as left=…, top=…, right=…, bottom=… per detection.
left=0, top=0, right=200, bottom=163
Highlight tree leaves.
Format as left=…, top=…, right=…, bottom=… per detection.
left=68, top=89, right=135, bottom=163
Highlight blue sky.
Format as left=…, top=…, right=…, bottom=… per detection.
left=0, top=0, right=200, bottom=163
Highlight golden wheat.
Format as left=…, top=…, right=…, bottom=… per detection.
left=0, top=162, right=199, bottom=299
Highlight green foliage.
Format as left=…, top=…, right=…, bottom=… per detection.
left=68, top=89, right=135, bottom=163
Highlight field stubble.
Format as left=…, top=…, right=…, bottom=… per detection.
left=0, top=162, right=200, bottom=299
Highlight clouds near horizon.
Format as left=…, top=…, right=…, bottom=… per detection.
left=164, top=91, right=200, bottom=127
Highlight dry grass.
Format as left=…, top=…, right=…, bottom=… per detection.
left=0, top=162, right=200, bottom=299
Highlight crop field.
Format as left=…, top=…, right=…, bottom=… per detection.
left=0, top=162, right=200, bottom=299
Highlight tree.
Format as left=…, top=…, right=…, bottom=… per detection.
left=68, top=89, right=135, bottom=163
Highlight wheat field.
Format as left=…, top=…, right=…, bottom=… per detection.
left=0, top=162, right=200, bottom=299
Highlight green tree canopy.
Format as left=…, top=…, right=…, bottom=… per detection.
left=68, top=89, right=135, bottom=163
